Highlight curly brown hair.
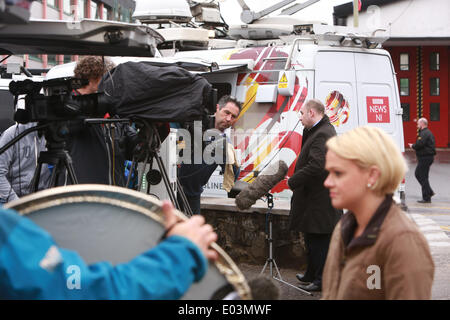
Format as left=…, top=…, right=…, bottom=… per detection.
left=74, top=56, right=115, bottom=80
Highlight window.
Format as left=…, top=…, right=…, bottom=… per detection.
left=400, top=78, right=409, bottom=96
left=430, top=78, right=440, bottom=96
left=430, top=103, right=440, bottom=121
left=400, top=53, right=409, bottom=71
left=103, top=6, right=113, bottom=20
left=121, top=8, right=131, bottom=22
left=212, top=83, right=232, bottom=101
left=47, top=0, right=58, bottom=8
left=63, top=0, right=72, bottom=15
left=29, top=54, right=42, bottom=62
left=102, top=7, right=108, bottom=20
left=91, top=1, right=98, bottom=19
left=430, top=52, right=440, bottom=71
left=78, top=0, right=86, bottom=19
left=47, top=54, right=57, bottom=66
left=64, top=55, right=72, bottom=64
left=401, top=103, right=410, bottom=122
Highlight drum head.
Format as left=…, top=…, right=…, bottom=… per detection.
left=5, top=185, right=250, bottom=300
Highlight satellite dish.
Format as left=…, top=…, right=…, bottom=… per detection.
left=133, top=0, right=193, bottom=24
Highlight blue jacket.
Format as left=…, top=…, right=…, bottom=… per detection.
left=0, top=208, right=207, bottom=299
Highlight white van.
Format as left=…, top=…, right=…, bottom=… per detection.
left=163, top=24, right=405, bottom=206
left=42, top=23, right=406, bottom=207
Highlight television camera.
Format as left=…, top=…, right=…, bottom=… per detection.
left=9, top=77, right=110, bottom=123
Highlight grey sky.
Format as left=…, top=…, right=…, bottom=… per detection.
left=219, top=0, right=352, bottom=25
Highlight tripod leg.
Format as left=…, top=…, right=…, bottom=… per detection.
left=30, top=162, right=43, bottom=193
left=126, top=159, right=136, bottom=189
left=62, top=152, right=79, bottom=185
left=271, top=259, right=284, bottom=281
left=176, top=179, right=193, bottom=216
left=154, top=153, right=181, bottom=210
left=260, top=259, right=269, bottom=276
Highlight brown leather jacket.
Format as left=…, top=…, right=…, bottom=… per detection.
left=322, top=197, right=434, bottom=300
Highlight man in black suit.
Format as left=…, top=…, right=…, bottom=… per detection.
left=288, top=99, right=342, bottom=292
left=409, top=117, right=436, bottom=203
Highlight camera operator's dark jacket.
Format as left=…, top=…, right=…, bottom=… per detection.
left=412, top=127, right=436, bottom=158
left=288, top=115, right=342, bottom=234
left=58, top=119, right=137, bottom=187
left=177, top=129, right=228, bottom=198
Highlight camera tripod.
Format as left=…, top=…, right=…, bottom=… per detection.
left=30, top=122, right=79, bottom=191
left=127, top=120, right=194, bottom=217
left=29, top=118, right=133, bottom=191
left=260, top=193, right=312, bottom=296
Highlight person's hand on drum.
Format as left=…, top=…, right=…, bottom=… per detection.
left=162, top=201, right=219, bottom=261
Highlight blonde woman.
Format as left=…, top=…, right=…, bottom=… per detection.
left=321, top=126, right=434, bottom=300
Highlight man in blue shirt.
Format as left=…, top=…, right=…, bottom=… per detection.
left=0, top=201, right=218, bottom=299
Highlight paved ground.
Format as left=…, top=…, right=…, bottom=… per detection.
left=237, top=149, right=450, bottom=300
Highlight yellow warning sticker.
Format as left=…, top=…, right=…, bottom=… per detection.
left=278, top=73, right=288, bottom=89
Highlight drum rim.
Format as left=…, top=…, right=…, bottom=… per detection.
left=5, top=184, right=252, bottom=300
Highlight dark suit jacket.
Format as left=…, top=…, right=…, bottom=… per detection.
left=288, top=115, right=341, bottom=234
left=412, top=127, right=436, bottom=158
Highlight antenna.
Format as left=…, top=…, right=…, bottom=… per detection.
left=280, top=0, right=320, bottom=16
left=238, top=0, right=296, bottom=24
left=237, top=0, right=321, bottom=24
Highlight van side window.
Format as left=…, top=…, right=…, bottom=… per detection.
left=400, top=78, right=409, bottom=96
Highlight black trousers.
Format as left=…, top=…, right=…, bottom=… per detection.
left=415, top=155, right=434, bottom=201
left=303, top=233, right=332, bottom=286
left=177, top=192, right=201, bottom=215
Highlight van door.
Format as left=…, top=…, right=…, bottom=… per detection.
left=315, top=51, right=359, bottom=134
left=354, top=52, right=404, bottom=151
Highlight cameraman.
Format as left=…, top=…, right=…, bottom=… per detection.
left=60, top=56, right=138, bottom=187
left=178, top=95, right=241, bottom=214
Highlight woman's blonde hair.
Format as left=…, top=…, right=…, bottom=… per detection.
left=326, top=126, right=407, bottom=196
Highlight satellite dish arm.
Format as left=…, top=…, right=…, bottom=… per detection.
left=238, top=0, right=297, bottom=24
left=280, top=0, right=320, bottom=16
left=236, top=0, right=250, bottom=10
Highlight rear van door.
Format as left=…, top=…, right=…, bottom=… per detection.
left=354, top=52, right=404, bottom=151
left=315, top=51, right=359, bottom=134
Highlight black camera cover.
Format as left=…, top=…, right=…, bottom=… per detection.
left=98, top=61, right=214, bottom=122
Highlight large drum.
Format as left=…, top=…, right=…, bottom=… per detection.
left=5, top=185, right=251, bottom=300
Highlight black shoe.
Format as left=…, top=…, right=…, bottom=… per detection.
left=296, top=273, right=313, bottom=284
left=417, top=199, right=431, bottom=203
left=298, top=282, right=321, bottom=292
